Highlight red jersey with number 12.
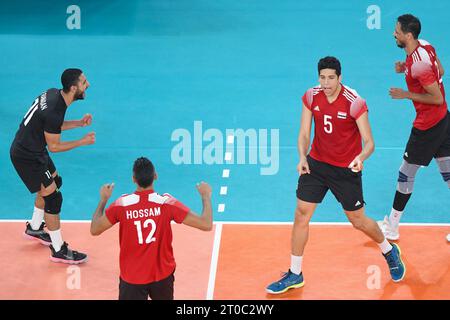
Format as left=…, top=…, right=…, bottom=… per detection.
left=405, top=39, right=447, bottom=130
left=106, top=189, right=190, bottom=284
left=302, top=85, right=368, bottom=167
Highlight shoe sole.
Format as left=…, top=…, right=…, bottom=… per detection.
left=23, top=232, right=51, bottom=246
left=50, top=256, right=88, bottom=265
left=391, top=243, right=406, bottom=282
left=266, top=281, right=305, bottom=294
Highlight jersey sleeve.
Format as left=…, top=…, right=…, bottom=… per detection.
left=349, top=97, right=368, bottom=120
left=105, top=200, right=121, bottom=225
left=43, top=112, right=63, bottom=134
left=411, top=61, right=436, bottom=87
left=301, top=88, right=314, bottom=110
left=163, top=193, right=190, bottom=224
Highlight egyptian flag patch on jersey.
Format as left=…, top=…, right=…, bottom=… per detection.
left=337, top=111, right=347, bottom=119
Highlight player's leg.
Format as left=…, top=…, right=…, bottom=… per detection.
left=9, top=151, right=53, bottom=245
left=434, top=114, right=450, bottom=241
left=331, top=166, right=405, bottom=282
left=266, top=157, right=327, bottom=294
left=345, top=207, right=406, bottom=282
left=291, top=199, right=317, bottom=262
left=382, top=118, right=449, bottom=239
left=35, top=168, right=61, bottom=209
left=345, top=207, right=384, bottom=243
left=380, top=159, right=421, bottom=240
left=148, top=273, right=175, bottom=300
left=33, top=169, right=60, bottom=231
left=435, top=157, right=450, bottom=187
left=40, top=180, right=87, bottom=264
left=434, top=114, right=450, bottom=188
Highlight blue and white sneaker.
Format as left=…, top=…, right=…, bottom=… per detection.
left=266, top=270, right=304, bottom=294
left=383, top=243, right=406, bottom=282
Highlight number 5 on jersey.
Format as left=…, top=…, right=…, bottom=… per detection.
left=134, top=219, right=157, bottom=245
left=324, top=115, right=333, bottom=134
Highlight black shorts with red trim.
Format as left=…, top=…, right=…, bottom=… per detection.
left=296, top=156, right=364, bottom=211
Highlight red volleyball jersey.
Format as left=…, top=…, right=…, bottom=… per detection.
left=302, top=84, right=368, bottom=167
left=105, top=189, right=190, bottom=284
left=404, top=39, right=447, bottom=130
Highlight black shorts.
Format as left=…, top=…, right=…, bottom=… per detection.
left=10, top=144, right=56, bottom=194
left=404, top=112, right=450, bottom=166
left=296, top=156, right=364, bottom=211
left=118, top=273, right=175, bottom=300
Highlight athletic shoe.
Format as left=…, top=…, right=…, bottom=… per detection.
left=23, top=222, right=51, bottom=246
left=378, top=216, right=400, bottom=241
left=266, top=270, right=304, bottom=294
left=447, top=234, right=450, bottom=242
left=383, top=243, right=406, bottom=282
left=50, top=242, right=88, bottom=265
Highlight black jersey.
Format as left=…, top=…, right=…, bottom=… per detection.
left=12, top=88, right=67, bottom=155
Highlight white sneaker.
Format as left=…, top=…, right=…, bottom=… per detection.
left=447, top=234, right=450, bottom=242
left=377, top=216, right=400, bottom=241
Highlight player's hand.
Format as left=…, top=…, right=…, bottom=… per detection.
left=348, top=156, right=363, bottom=172
left=81, top=132, right=96, bottom=145
left=196, top=182, right=212, bottom=199
left=297, top=156, right=310, bottom=175
left=100, top=183, right=114, bottom=201
left=389, top=88, right=410, bottom=100
left=395, top=61, right=406, bottom=73
left=80, top=114, right=93, bottom=127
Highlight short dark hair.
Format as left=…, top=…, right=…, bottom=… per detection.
left=133, top=157, right=155, bottom=188
left=61, top=68, right=83, bottom=93
left=397, top=14, right=421, bottom=39
left=318, top=56, right=341, bottom=76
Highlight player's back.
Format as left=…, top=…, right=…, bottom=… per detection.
left=12, top=88, right=67, bottom=154
left=106, top=189, right=189, bottom=284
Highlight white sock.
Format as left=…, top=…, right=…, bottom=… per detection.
left=389, top=209, right=403, bottom=227
left=30, top=207, right=44, bottom=230
left=378, top=238, right=393, bottom=255
left=290, top=255, right=303, bottom=275
left=48, top=229, right=64, bottom=252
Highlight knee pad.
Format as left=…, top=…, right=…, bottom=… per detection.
left=436, top=156, right=450, bottom=186
left=43, top=190, right=63, bottom=214
left=54, top=175, right=62, bottom=190
left=397, top=160, right=420, bottom=194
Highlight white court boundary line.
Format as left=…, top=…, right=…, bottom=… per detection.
left=0, top=219, right=449, bottom=226
left=206, top=222, right=222, bottom=300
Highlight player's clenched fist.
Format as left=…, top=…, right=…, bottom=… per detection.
left=297, top=156, right=310, bottom=175
left=196, top=182, right=212, bottom=198
left=82, top=132, right=96, bottom=145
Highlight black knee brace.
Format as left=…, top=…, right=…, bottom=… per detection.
left=54, top=175, right=63, bottom=189
left=43, top=190, right=63, bottom=214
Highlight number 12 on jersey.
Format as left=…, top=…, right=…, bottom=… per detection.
left=134, top=219, right=157, bottom=245
left=324, top=115, right=333, bottom=134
